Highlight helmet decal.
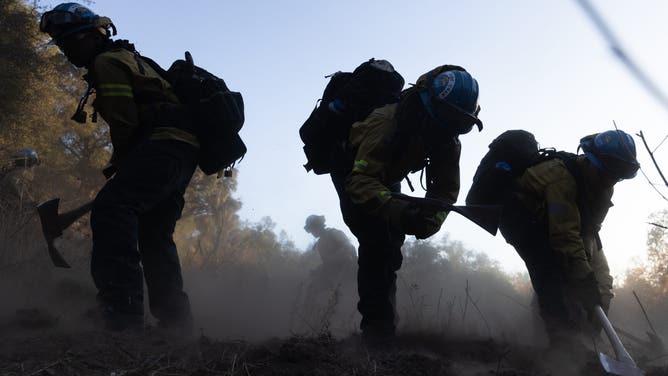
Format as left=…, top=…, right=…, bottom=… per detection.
left=418, top=68, right=483, bottom=134
left=436, top=71, right=456, bottom=100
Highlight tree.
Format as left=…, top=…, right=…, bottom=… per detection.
left=624, top=210, right=668, bottom=301
left=0, top=0, right=109, bottom=202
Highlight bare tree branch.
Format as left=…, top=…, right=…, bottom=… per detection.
left=638, top=131, right=668, bottom=188
left=576, top=0, right=668, bottom=112
left=639, top=168, right=668, bottom=202
left=647, top=222, right=668, bottom=230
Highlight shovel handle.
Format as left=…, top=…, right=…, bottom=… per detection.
left=596, top=305, right=637, bottom=366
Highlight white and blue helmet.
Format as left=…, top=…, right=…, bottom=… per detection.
left=418, top=68, right=482, bottom=135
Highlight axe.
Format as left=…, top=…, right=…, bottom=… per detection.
left=596, top=305, right=645, bottom=376
left=391, top=194, right=501, bottom=236
left=36, top=198, right=93, bottom=268
left=36, top=165, right=116, bottom=268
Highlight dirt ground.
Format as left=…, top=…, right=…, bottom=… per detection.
left=1, top=260, right=666, bottom=375
left=3, top=320, right=666, bottom=376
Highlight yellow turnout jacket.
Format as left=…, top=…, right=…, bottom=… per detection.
left=344, top=104, right=461, bottom=216
left=515, top=158, right=614, bottom=300
left=89, top=48, right=198, bottom=166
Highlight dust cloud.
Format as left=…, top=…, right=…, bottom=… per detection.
left=1, top=203, right=667, bottom=375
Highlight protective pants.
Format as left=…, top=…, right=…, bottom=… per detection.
left=331, top=171, right=405, bottom=338
left=499, top=200, right=582, bottom=344
left=91, top=140, right=198, bottom=327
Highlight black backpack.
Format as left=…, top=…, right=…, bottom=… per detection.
left=143, top=52, right=246, bottom=176
left=466, top=130, right=577, bottom=205
left=299, top=58, right=405, bottom=174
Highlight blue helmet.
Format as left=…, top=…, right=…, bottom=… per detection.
left=579, top=130, right=640, bottom=180
left=418, top=69, right=483, bottom=135
left=39, top=3, right=115, bottom=43
left=13, top=149, right=40, bottom=167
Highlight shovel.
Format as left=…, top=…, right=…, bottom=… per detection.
left=595, top=305, right=645, bottom=376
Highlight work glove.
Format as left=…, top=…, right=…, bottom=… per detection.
left=569, top=272, right=602, bottom=317
left=102, top=165, right=118, bottom=180
left=413, top=210, right=447, bottom=239
left=385, top=199, right=447, bottom=239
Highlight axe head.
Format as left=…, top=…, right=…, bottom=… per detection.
left=598, top=352, right=645, bottom=376
left=37, top=199, right=62, bottom=239
left=36, top=199, right=70, bottom=268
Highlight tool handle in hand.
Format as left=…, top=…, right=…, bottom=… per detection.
left=595, top=305, right=637, bottom=366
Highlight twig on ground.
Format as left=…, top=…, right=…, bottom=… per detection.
left=446, top=295, right=456, bottom=331
left=435, top=287, right=443, bottom=326
left=495, top=290, right=530, bottom=310
left=26, top=360, right=62, bottom=376
left=461, top=285, right=469, bottom=324
left=465, top=279, right=492, bottom=337
left=495, top=350, right=511, bottom=375
left=633, top=290, right=660, bottom=337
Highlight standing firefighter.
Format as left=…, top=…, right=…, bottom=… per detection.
left=40, top=3, right=199, bottom=332
left=498, top=130, right=639, bottom=348
left=331, top=66, right=483, bottom=344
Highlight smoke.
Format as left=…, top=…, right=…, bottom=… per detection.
left=2, top=203, right=667, bottom=376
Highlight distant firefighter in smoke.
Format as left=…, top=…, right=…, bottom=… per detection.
left=303, top=214, right=357, bottom=294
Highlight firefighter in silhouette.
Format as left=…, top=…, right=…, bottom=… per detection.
left=40, top=3, right=198, bottom=332
left=499, top=130, right=639, bottom=348
left=304, top=214, right=357, bottom=292
left=330, top=67, right=482, bottom=344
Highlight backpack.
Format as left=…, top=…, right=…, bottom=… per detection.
left=299, top=58, right=405, bottom=174
left=142, top=51, right=246, bottom=176
left=465, top=130, right=577, bottom=205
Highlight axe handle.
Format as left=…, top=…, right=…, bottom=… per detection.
left=596, top=305, right=637, bottom=366
left=59, top=200, right=93, bottom=231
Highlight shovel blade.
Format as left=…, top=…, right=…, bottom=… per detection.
left=598, top=352, right=644, bottom=376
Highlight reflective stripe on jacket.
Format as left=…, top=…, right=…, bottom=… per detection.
left=89, top=48, right=198, bottom=165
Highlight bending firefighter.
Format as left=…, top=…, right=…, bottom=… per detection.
left=499, top=130, right=639, bottom=347
left=40, top=3, right=199, bottom=331
left=303, top=214, right=357, bottom=296
left=330, top=66, right=483, bottom=344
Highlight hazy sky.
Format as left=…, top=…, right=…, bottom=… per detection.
left=46, top=1, right=668, bottom=278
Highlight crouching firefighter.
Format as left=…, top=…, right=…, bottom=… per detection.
left=331, top=66, right=483, bottom=344
left=40, top=3, right=202, bottom=332
left=498, top=130, right=639, bottom=348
